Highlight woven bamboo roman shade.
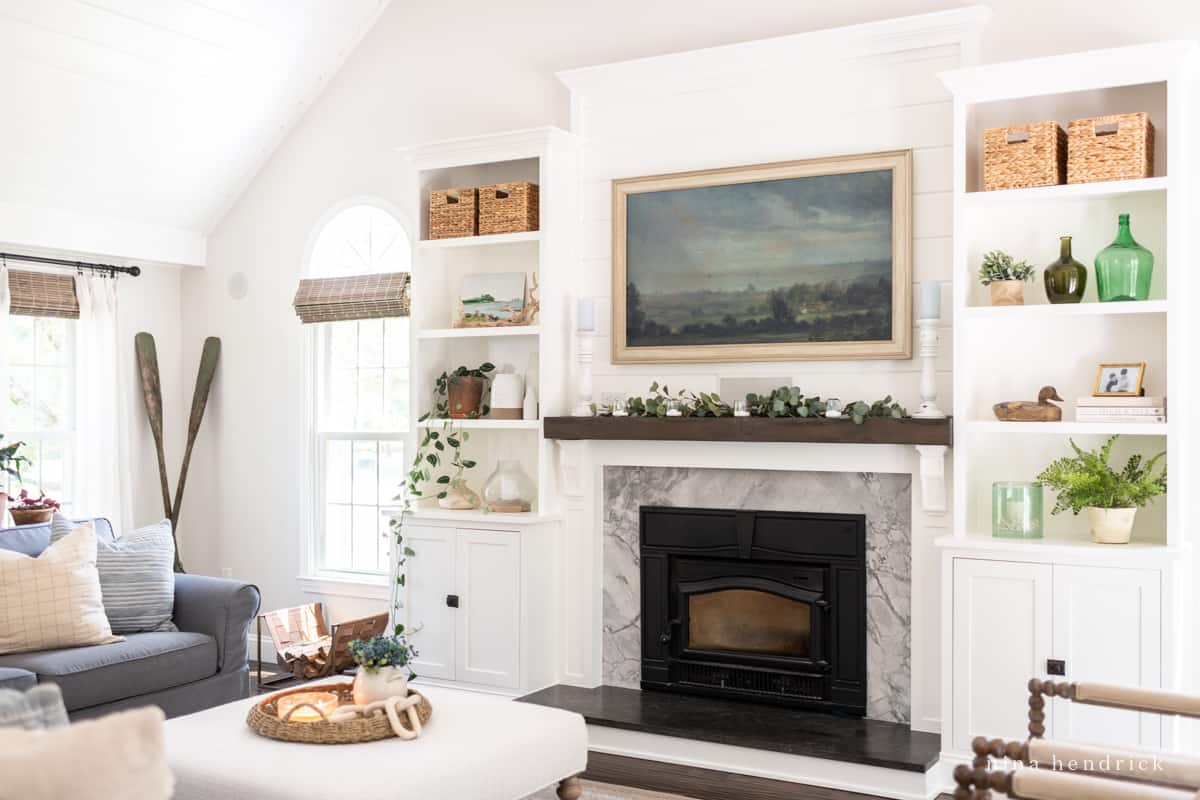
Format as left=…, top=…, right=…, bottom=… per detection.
left=293, top=272, right=410, bottom=324
left=8, top=270, right=80, bottom=319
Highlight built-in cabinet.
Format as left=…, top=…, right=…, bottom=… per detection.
left=949, top=553, right=1164, bottom=753
left=402, top=514, right=559, bottom=695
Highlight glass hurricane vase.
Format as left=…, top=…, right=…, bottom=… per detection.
left=991, top=482, right=1044, bottom=539
left=1095, top=213, right=1153, bottom=302
left=482, top=459, right=535, bottom=513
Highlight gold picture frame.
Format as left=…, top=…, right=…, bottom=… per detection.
left=612, top=150, right=912, bottom=364
left=1093, top=362, right=1146, bottom=397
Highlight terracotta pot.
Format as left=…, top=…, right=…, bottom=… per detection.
left=9, top=507, right=54, bottom=526
left=352, top=665, right=408, bottom=705
left=989, top=280, right=1026, bottom=306
left=1086, top=506, right=1136, bottom=544
left=447, top=376, right=486, bottom=419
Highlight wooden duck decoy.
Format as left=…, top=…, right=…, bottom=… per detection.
left=993, top=386, right=1064, bottom=422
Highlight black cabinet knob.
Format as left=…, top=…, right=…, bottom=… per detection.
left=446, top=594, right=459, bottom=608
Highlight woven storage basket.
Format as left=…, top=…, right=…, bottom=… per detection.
left=983, top=121, right=1067, bottom=191
left=429, top=188, right=478, bottom=239
left=478, top=182, right=539, bottom=235
left=1067, top=113, right=1154, bottom=184
left=246, top=682, right=432, bottom=744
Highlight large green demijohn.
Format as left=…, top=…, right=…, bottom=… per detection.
left=1095, top=213, right=1154, bottom=302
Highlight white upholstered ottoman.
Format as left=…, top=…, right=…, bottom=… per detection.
left=164, top=683, right=588, bottom=800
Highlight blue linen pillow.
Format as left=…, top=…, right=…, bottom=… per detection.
left=50, top=515, right=177, bottom=634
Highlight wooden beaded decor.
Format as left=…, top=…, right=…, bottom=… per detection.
left=478, top=182, right=539, bottom=235
left=983, top=121, right=1067, bottom=191
left=429, top=188, right=478, bottom=239
left=1067, top=112, right=1154, bottom=184
left=246, top=682, right=433, bottom=745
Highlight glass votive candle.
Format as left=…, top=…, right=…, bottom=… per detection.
left=992, top=482, right=1044, bottom=539
left=276, top=691, right=339, bottom=723
left=825, top=398, right=843, bottom=418
left=733, top=399, right=750, bottom=417
left=665, top=399, right=682, bottom=417
left=612, top=399, right=628, bottom=417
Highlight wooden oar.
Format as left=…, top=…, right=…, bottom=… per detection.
left=134, top=332, right=173, bottom=523
left=171, top=337, right=220, bottom=541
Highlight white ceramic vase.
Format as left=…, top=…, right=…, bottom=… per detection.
left=352, top=664, right=409, bottom=705
left=1086, top=507, right=1136, bottom=544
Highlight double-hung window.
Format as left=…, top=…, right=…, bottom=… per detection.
left=307, top=204, right=411, bottom=576
left=5, top=310, right=74, bottom=507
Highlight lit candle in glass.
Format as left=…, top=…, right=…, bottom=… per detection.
left=733, top=400, right=750, bottom=417
left=612, top=399, right=628, bottom=417
left=277, top=691, right=339, bottom=723
left=825, top=398, right=843, bottom=418
left=665, top=399, right=682, bottom=417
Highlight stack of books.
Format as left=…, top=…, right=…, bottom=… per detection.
left=1076, top=396, right=1166, bottom=424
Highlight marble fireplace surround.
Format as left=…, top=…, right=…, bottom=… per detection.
left=602, top=466, right=912, bottom=723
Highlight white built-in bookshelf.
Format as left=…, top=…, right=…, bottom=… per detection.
left=937, top=43, right=1197, bottom=757
left=399, top=127, right=577, bottom=521
left=941, top=42, right=1196, bottom=552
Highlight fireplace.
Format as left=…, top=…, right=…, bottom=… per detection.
left=639, top=505, right=867, bottom=715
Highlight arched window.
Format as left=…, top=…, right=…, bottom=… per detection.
left=308, top=202, right=411, bottom=575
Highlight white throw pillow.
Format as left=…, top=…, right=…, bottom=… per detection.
left=0, top=524, right=124, bottom=655
left=0, top=706, right=174, bottom=800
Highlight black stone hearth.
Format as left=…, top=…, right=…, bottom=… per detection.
left=518, top=685, right=940, bottom=773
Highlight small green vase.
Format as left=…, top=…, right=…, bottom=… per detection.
left=1095, top=214, right=1153, bottom=302
left=1043, top=236, right=1087, bottom=304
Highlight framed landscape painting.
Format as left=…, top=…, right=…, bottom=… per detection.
left=612, top=150, right=912, bottom=363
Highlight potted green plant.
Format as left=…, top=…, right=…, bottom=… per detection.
left=979, top=250, right=1035, bottom=306
left=0, top=436, right=30, bottom=512
left=1036, top=435, right=1166, bottom=544
left=8, top=490, right=60, bottom=526
left=436, top=362, right=496, bottom=419
left=348, top=633, right=417, bottom=705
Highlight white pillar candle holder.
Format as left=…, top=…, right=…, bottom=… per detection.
left=572, top=332, right=595, bottom=416
left=912, top=318, right=946, bottom=419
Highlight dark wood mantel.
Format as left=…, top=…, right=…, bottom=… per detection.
left=543, top=415, right=952, bottom=446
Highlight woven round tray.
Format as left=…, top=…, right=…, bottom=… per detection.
left=246, top=682, right=432, bottom=744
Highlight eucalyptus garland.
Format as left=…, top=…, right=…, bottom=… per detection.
left=600, top=383, right=907, bottom=425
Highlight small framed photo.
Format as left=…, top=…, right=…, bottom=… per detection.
left=1093, top=362, right=1146, bottom=397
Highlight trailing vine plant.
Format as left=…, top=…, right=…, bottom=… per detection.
left=600, top=382, right=907, bottom=424
left=386, top=363, right=492, bottom=635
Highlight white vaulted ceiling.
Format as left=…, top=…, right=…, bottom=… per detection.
left=0, top=0, right=390, bottom=265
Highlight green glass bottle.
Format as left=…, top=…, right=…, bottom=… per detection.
left=1043, top=235, right=1087, bottom=304
left=1095, top=214, right=1153, bottom=302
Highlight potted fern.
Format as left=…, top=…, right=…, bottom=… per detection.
left=1036, top=435, right=1166, bottom=544
left=978, top=250, right=1035, bottom=306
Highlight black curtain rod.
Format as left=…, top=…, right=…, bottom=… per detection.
left=0, top=252, right=141, bottom=277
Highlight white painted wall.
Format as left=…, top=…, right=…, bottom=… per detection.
left=180, top=0, right=1200, bottom=699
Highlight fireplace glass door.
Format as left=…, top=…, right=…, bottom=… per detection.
left=687, top=589, right=812, bottom=658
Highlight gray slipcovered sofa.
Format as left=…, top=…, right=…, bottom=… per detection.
left=0, top=518, right=260, bottom=720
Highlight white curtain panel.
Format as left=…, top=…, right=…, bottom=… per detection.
left=74, top=274, right=134, bottom=533
left=0, top=265, right=9, bottom=503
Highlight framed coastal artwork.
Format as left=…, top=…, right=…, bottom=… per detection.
left=454, top=272, right=527, bottom=328
left=611, top=150, right=912, bottom=363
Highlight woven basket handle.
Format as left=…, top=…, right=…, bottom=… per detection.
left=280, top=702, right=331, bottom=723
left=494, top=189, right=510, bottom=199
left=1005, top=130, right=1030, bottom=144
left=444, top=193, right=461, bottom=204
left=1094, top=121, right=1119, bottom=136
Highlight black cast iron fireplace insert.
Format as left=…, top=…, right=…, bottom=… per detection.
left=639, top=505, right=867, bottom=715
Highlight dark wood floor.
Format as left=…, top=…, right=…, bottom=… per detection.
left=587, top=752, right=951, bottom=800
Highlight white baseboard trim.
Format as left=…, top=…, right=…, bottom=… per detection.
left=587, top=726, right=947, bottom=800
